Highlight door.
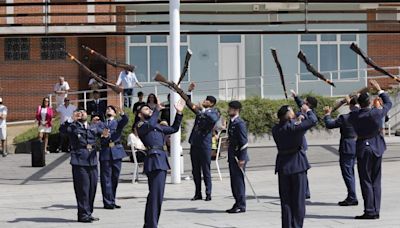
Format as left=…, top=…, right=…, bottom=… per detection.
left=219, top=37, right=245, bottom=100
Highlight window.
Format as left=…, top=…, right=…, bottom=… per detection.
left=128, top=35, right=190, bottom=82
left=41, top=38, right=66, bottom=60
left=299, top=34, right=358, bottom=80
left=4, top=38, right=30, bottom=61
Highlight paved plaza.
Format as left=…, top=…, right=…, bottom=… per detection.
left=1, top=139, right=400, bottom=228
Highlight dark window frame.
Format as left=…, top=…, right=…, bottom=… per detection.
left=4, top=38, right=30, bottom=61
left=40, top=37, right=66, bottom=60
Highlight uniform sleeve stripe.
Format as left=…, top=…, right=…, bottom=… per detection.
left=240, top=143, right=248, bottom=151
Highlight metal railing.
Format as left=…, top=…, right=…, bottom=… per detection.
left=47, top=65, right=400, bottom=109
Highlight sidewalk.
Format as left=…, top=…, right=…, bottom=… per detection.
left=0, top=144, right=400, bottom=227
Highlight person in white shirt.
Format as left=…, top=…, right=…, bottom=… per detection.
left=56, top=98, right=77, bottom=153
left=54, top=76, right=70, bottom=107
left=0, top=98, right=8, bottom=157
left=88, top=77, right=103, bottom=91
left=116, top=68, right=143, bottom=108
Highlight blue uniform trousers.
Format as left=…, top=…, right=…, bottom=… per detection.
left=100, top=159, right=122, bottom=207
left=72, top=165, right=98, bottom=220
left=228, top=161, right=246, bottom=209
left=144, top=170, right=167, bottom=228
left=339, top=154, right=357, bottom=201
left=279, top=171, right=307, bottom=228
left=190, top=146, right=212, bottom=196
left=357, top=148, right=382, bottom=216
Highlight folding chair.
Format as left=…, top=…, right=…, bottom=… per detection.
left=215, top=130, right=228, bottom=181
left=127, top=133, right=146, bottom=183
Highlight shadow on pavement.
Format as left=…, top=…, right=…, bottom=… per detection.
left=193, top=223, right=236, bottom=228
left=306, top=214, right=354, bottom=220
left=165, top=207, right=226, bottom=214
left=8, top=217, right=76, bottom=223
left=19, top=153, right=70, bottom=185
left=306, top=201, right=338, bottom=206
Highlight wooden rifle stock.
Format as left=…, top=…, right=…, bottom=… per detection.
left=332, top=87, right=369, bottom=112
left=154, top=73, right=199, bottom=114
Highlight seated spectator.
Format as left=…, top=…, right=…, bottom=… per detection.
left=87, top=90, right=107, bottom=121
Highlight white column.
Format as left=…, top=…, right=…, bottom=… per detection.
left=87, top=0, right=95, bottom=23
left=169, top=0, right=181, bottom=184
left=6, top=0, right=14, bottom=24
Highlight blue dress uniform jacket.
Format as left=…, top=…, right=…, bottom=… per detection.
left=324, top=112, right=358, bottom=202
left=189, top=108, right=219, bottom=197
left=272, top=110, right=317, bottom=228
left=349, top=92, right=392, bottom=217
left=97, top=114, right=129, bottom=208
left=98, top=114, right=129, bottom=161
left=67, top=121, right=100, bottom=220
left=227, top=116, right=249, bottom=210
left=137, top=108, right=183, bottom=228
left=87, top=99, right=107, bottom=121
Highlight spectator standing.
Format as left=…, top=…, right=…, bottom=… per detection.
left=36, top=97, right=54, bottom=154
left=0, top=98, right=8, bottom=157
left=116, top=68, right=143, bottom=108
left=56, top=98, right=77, bottom=152
left=54, top=76, right=70, bottom=107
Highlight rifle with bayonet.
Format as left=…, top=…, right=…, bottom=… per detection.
left=271, top=48, right=288, bottom=99
left=350, top=43, right=400, bottom=83
left=177, top=49, right=193, bottom=85
left=82, top=45, right=135, bottom=72
left=298, top=50, right=336, bottom=87
left=63, top=50, right=123, bottom=93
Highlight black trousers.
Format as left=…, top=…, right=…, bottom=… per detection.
left=72, top=165, right=98, bottom=220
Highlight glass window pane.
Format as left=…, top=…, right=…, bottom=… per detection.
left=180, top=46, right=189, bottom=81
left=321, top=34, right=337, bottom=41
left=220, top=35, right=241, bottom=43
left=130, top=46, right=148, bottom=82
left=340, top=44, right=358, bottom=79
left=130, top=35, right=146, bottom=43
left=150, top=46, right=168, bottom=80
left=341, top=34, right=356, bottom=41
left=181, top=35, right=188, bottom=43
left=320, top=44, right=338, bottom=79
left=300, top=45, right=318, bottom=80
left=300, top=34, right=316, bottom=42
left=151, top=35, right=167, bottom=43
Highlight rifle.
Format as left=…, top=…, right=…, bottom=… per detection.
left=177, top=49, right=193, bottom=85
left=271, top=48, right=288, bottom=99
left=82, top=45, right=135, bottom=72
left=350, top=43, right=400, bottom=83
left=64, top=50, right=123, bottom=93
left=331, top=87, right=369, bottom=112
left=154, top=73, right=199, bottom=115
left=297, top=50, right=336, bottom=87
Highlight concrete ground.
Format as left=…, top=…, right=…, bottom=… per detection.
left=0, top=140, right=400, bottom=228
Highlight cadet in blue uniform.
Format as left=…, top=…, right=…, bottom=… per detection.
left=136, top=99, right=185, bottom=228
left=98, top=105, right=129, bottom=209
left=290, top=90, right=318, bottom=199
left=188, top=91, right=219, bottom=201
left=348, top=80, right=392, bottom=220
left=272, top=104, right=317, bottom=228
left=226, top=101, right=249, bottom=214
left=67, top=110, right=101, bottom=223
left=324, top=97, right=359, bottom=206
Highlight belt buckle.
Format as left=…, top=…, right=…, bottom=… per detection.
left=86, top=145, right=92, bottom=150
left=109, top=142, right=115, bottom=148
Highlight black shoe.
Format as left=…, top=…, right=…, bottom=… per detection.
left=191, top=195, right=203, bottom=201
left=89, top=216, right=100, bottom=221
left=78, top=217, right=93, bottom=223
left=103, top=205, right=115, bottom=210
left=226, top=208, right=246, bottom=214
left=205, top=195, right=212, bottom=201
left=2, top=152, right=8, bottom=157
left=338, top=199, right=358, bottom=206
left=306, top=195, right=311, bottom=200
left=355, top=214, right=379, bottom=220
left=114, top=204, right=121, bottom=209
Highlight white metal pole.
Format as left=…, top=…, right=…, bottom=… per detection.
left=169, top=0, right=181, bottom=184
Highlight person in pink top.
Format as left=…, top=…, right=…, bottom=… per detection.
left=35, top=97, right=54, bottom=154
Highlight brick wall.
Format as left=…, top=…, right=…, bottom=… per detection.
left=367, top=10, right=400, bottom=89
